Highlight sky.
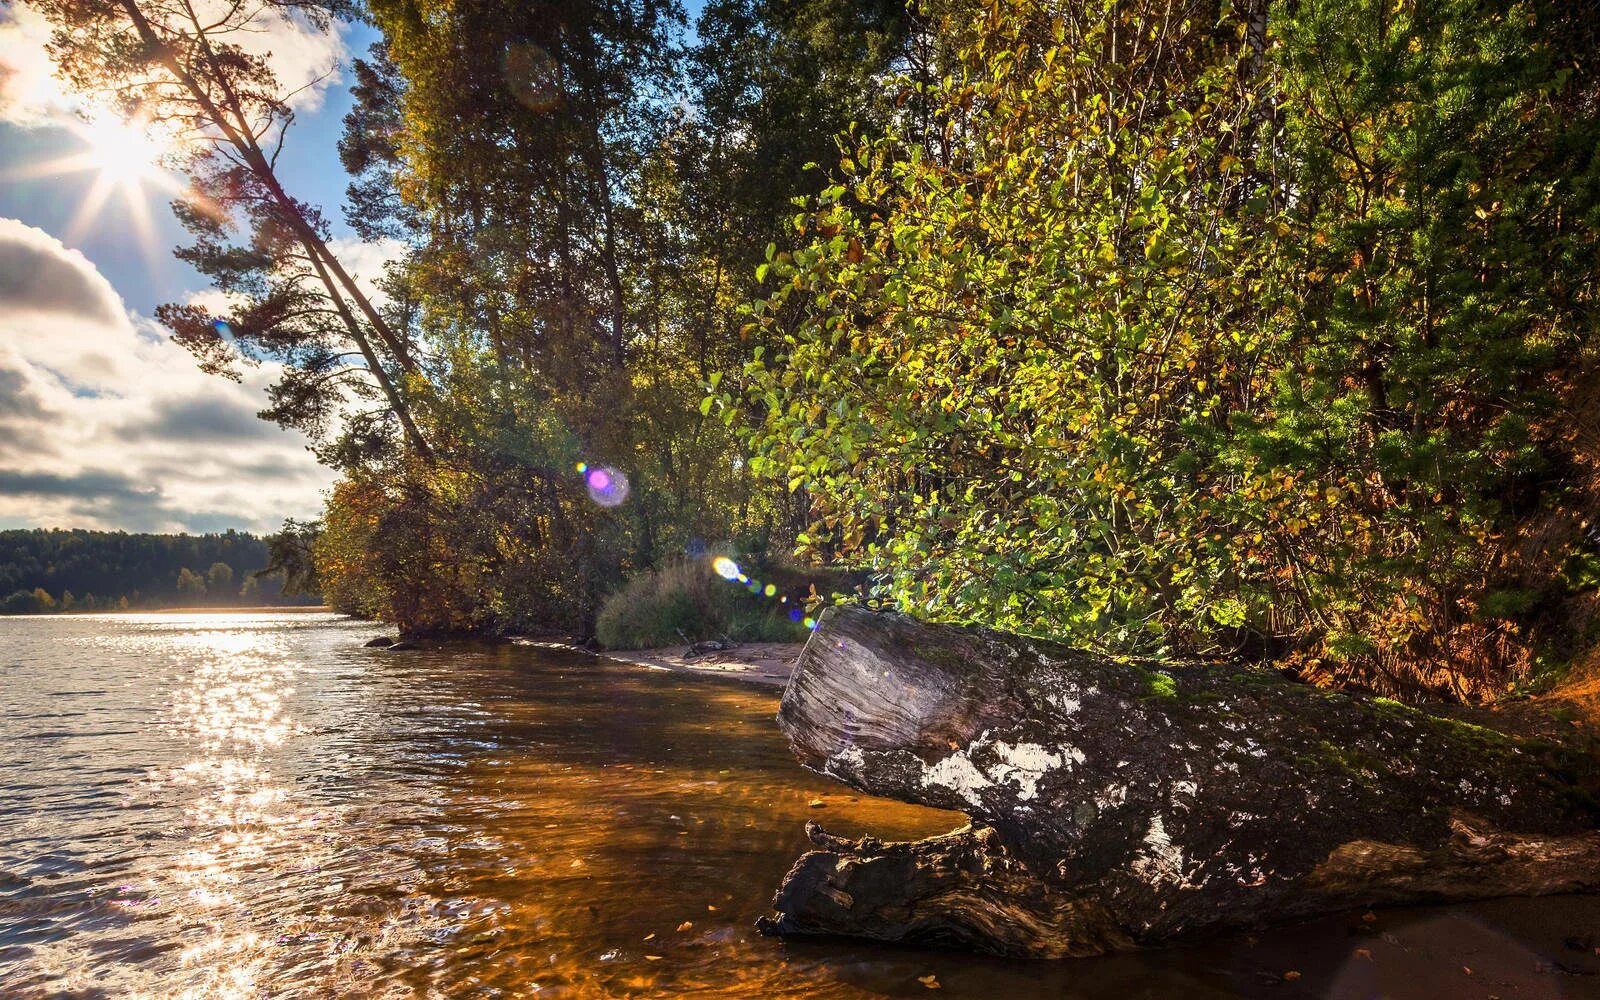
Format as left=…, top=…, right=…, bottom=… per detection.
left=0, top=5, right=384, bottom=534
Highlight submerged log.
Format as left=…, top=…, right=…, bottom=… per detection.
left=758, top=606, right=1600, bottom=958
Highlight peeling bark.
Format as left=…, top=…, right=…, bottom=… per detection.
left=759, top=607, right=1600, bottom=957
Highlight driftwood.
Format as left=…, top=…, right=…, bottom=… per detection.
left=757, top=607, right=1600, bottom=958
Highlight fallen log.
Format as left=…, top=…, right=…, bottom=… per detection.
left=758, top=606, right=1600, bottom=958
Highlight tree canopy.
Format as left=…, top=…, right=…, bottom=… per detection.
left=718, top=0, right=1600, bottom=699
left=32, top=0, right=1600, bottom=697
left=0, top=528, right=316, bottom=611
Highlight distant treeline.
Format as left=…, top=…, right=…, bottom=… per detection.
left=0, top=528, right=321, bottom=613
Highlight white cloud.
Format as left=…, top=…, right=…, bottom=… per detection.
left=0, top=218, right=335, bottom=533
left=185, top=288, right=247, bottom=316
left=0, top=2, right=349, bottom=129
left=246, top=8, right=350, bottom=114
left=0, top=6, right=71, bottom=127
left=324, top=236, right=406, bottom=308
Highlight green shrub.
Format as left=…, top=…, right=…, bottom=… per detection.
left=717, top=0, right=1600, bottom=700
left=595, top=557, right=809, bottom=650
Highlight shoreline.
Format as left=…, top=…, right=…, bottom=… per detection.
left=513, top=637, right=804, bottom=688
left=0, top=604, right=330, bottom=617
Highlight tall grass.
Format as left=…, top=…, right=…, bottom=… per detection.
left=595, top=558, right=810, bottom=650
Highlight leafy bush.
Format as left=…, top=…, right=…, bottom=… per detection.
left=721, top=0, right=1284, bottom=658
left=595, top=557, right=810, bottom=650
left=717, top=0, right=1600, bottom=700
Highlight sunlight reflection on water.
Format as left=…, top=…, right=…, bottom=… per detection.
left=0, top=613, right=964, bottom=998
left=2, top=613, right=1596, bottom=999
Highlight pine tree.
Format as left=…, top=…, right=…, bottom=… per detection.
left=36, top=0, right=432, bottom=456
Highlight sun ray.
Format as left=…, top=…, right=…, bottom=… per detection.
left=64, top=173, right=118, bottom=245
left=12, top=112, right=183, bottom=256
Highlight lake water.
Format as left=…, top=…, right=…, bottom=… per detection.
left=2, top=612, right=1597, bottom=999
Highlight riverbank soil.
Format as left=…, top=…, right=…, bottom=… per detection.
left=513, top=638, right=803, bottom=688
left=1468, top=648, right=1600, bottom=745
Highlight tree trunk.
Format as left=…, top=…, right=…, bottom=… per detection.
left=757, top=607, right=1600, bottom=958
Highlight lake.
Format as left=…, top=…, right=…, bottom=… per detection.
left=2, top=612, right=1596, bottom=998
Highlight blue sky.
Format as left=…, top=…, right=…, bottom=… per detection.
left=0, top=21, right=382, bottom=316
left=0, top=4, right=711, bottom=535
left=0, top=9, right=383, bottom=533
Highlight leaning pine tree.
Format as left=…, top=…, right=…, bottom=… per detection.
left=37, top=0, right=432, bottom=457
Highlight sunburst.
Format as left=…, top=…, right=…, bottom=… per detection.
left=13, top=112, right=182, bottom=256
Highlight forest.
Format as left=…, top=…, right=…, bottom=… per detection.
left=30, top=0, right=1600, bottom=702
left=0, top=528, right=316, bottom=611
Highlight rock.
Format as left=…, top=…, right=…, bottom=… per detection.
left=388, top=640, right=421, bottom=651
left=364, top=636, right=396, bottom=648
left=758, top=606, right=1600, bottom=958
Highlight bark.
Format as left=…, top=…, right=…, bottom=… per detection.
left=757, top=607, right=1600, bottom=958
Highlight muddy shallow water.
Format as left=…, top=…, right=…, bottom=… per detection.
left=1, top=612, right=1596, bottom=998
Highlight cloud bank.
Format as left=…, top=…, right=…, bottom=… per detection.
left=0, top=218, right=335, bottom=533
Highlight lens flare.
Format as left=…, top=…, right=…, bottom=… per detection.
left=503, top=42, right=562, bottom=111
left=708, top=553, right=820, bottom=631
left=581, top=466, right=629, bottom=508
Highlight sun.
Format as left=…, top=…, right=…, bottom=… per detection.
left=9, top=111, right=182, bottom=255
left=73, top=114, right=171, bottom=190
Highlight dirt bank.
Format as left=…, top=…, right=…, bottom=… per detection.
left=513, top=638, right=804, bottom=688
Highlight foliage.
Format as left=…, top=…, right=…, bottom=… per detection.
left=301, top=0, right=929, bottom=635
left=1252, top=0, right=1600, bottom=696
left=206, top=562, right=234, bottom=593
left=175, top=567, right=208, bottom=601
left=594, top=557, right=808, bottom=649
left=720, top=0, right=1600, bottom=699
left=261, top=519, right=324, bottom=596
left=721, top=0, right=1289, bottom=655
left=41, top=0, right=1600, bottom=700
left=0, top=528, right=312, bottom=612
left=313, top=457, right=598, bottom=634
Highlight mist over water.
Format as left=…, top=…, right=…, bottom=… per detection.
left=1, top=613, right=1594, bottom=998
